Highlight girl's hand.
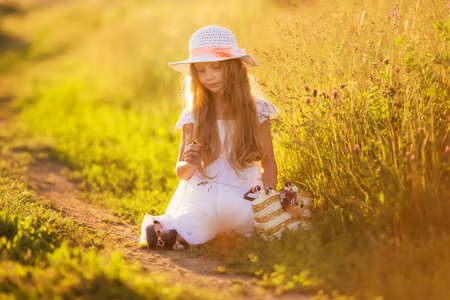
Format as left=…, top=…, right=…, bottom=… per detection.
left=182, top=141, right=202, bottom=168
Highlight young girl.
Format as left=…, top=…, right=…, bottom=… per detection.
left=140, top=25, right=278, bottom=249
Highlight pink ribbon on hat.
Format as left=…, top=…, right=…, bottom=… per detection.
left=190, top=46, right=245, bottom=58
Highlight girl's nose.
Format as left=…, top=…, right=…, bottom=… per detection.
left=206, top=68, right=214, bottom=79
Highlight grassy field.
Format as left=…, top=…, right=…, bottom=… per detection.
left=1, top=0, right=449, bottom=299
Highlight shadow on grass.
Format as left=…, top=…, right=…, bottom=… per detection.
left=0, top=32, right=27, bottom=54
left=0, top=3, right=28, bottom=69
left=11, top=143, right=78, bottom=171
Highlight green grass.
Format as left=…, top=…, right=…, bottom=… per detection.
left=1, top=0, right=449, bottom=299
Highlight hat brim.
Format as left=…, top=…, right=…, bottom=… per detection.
left=168, top=54, right=259, bottom=76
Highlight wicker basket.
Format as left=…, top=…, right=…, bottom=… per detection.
left=244, top=182, right=312, bottom=240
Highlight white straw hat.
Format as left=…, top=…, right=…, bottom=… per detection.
left=169, top=25, right=259, bottom=76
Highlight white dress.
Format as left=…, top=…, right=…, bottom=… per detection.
left=139, top=99, right=278, bottom=245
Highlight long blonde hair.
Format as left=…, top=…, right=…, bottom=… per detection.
left=184, top=59, right=264, bottom=178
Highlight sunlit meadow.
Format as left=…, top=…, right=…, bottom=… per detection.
left=1, top=0, right=449, bottom=299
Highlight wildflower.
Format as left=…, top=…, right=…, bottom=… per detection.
left=313, top=88, right=318, bottom=97
left=445, top=145, right=450, bottom=155
left=388, top=86, right=395, bottom=93
left=368, top=74, right=373, bottom=79
left=319, top=91, right=326, bottom=98
left=339, top=83, right=346, bottom=89
left=375, top=77, right=381, bottom=84
left=304, top=85, right=310, bottom=92
left=331, top=90, right=338, bottom=99
left=371, top=139, right=376, bottom=146
left=405, top=151, right=411, bottom=157
left=417, top=127, right=424, bottom=133
left=446, top=0, right=450, bottom=11
left=383, top=58, right=390, bottom=65
left=354, top=145, right=361, bottom=152
left=305, top=97, right=311, bottom=104
left=394, top=66, right=400, bottom=73
left=389, top=3, right=399, bottom=30
left=382, top=90, right=386, bottom=96
left=404, top=67, right=410, bottom=73
left=372, top=62, right=378, bottom=68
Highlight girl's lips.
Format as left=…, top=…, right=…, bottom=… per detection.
left=209, top=82, right=221, bottom=86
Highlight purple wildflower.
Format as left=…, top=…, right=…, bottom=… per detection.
left=331, top=90, right=338, bottom=99
left=383, top=58, right=390, bottom=65
left=313, top=88, right=318, bottom=97
left=394, top=66, right=400, bottom=73
left=304, top=85, right=310, bottom=92
left=305, top=97, right=311, bottom=104
left=339, top=83, right=346, bottom=89
left=389, top=3, right=399, bottom=30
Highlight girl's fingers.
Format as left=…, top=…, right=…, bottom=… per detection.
left=183, top=143, right=202, bottom=165
left=185, top=144, right=203, bottom=152
left=183, top=150, right=201, bottom=161
left=184, top=145, right=202, bottom=155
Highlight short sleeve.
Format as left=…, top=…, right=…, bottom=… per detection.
left=175, top=110, right=194, bottom=129
left=256, top=98, right=279, bottom=124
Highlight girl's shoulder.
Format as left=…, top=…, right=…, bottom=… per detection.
left=175, top=109, right=194, bottom=129
left=255, top=98, right=279, bottom=124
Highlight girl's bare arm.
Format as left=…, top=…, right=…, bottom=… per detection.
left=260, top=119, right=278, bottom=189
left=176, top=124, right=203, bottom=180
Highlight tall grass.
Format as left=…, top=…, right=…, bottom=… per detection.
left=1, top=0, right=449, bottom=298
left=261, top=0, right=450, bottom=238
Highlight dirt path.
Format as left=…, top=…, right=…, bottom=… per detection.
left=25, top=157, right=309, bottom=300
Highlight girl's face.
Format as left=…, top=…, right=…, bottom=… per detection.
left=194, top=62, right=222, bottom=94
